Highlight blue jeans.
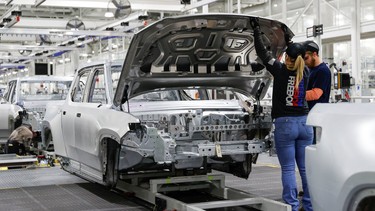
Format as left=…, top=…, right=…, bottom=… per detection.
left=274, top=115, right=313, bottom=211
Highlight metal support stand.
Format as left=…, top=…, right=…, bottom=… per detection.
left=116, top=174, right=291, bottom=211
left=0, top=154, right=37, bottom=168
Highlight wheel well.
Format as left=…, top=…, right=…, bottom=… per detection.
left=101, top=138, right=120, bottom=163
left=356, top=196, right=375, bottom=211
left=348, top=188, right=375, bottom=211
left=101, top=138, right=120, bottom=188
left=101, top=138, right=120, bottom=152
left=42, top=128, right=52, bottom=149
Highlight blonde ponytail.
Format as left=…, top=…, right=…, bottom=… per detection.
left=294, top=55, right=305, bottom=89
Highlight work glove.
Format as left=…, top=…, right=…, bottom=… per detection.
left=250, top=62, right=265, bottom=72
left=250, top=17, right=260, bottom=31
left=282, top=24, right=293, bottom=47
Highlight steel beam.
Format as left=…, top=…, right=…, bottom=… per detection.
left=0, top=45, right=76, bottom=51
left=181, top=0, right=219, bottom=12
left=0, top=56, right=50, bottom=61
left=0, top=5, right=20, bottom=23
left=0, top=28, right=126, bottom=37
left=351, top=0, right=361, bottom=99
left=34, top=0, right=46, bottom=7
left=290, top=0, right=313, bottom=29
left=6, top=0, right=184, bottom=11
left=96, top=10, right=144, bottom=31
left=5, top=0, right=14, bottom=6
left=9, top=17, right=109, bottom=29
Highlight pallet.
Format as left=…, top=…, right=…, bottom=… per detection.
left=0, top=154, right=38, bottom=169
left=116, top=174, right=291, bottom=211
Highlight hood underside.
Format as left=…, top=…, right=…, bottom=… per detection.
left=114, top=14, right=294, bottom=106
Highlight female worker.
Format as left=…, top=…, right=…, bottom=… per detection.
left=250, top=18, right=313, bottom=211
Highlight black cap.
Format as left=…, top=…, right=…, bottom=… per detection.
left=285, top=42, right=305, bottom=59
left=303, top=40, right=319, bottom=53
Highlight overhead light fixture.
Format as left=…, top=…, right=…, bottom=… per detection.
left=105, top=0, right=114, bottom=18
left=0, top=5, right=21, bottom=28
left=180, top=0, right=191, bottom=4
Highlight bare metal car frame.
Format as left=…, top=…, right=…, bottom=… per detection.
left=47, top=14, right=292, bottom=189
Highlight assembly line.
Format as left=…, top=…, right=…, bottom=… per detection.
left=1, top=1, right=375, bottom=211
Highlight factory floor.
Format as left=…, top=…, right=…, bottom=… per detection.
left=0, top=153, right=301, bottom=210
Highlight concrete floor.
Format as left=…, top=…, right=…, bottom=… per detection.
left=0, top=153, right=302, bottom=210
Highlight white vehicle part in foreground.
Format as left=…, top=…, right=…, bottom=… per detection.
left=306, top=103, right=375, bottom=211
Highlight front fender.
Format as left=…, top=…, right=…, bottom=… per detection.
left=81, top=107, right=140, bottom=159
left=44, top=104, right=65, bottom=156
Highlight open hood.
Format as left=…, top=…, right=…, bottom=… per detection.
left=114, top=14, right=294, bottom=106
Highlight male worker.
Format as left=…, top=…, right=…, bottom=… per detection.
left=304, top=40, right=331, bottom=145
left=5, top=124, right=35, bottom=155
left=304, top=40, right=331, bottom=110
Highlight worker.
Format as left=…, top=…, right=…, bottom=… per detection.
left=4, top=124, right=35, bottom=155
left=303, top=40, right=332, bottom=110
left=303, top=40, right=331, bottom=145
left=250, top=18, right=313, bottom=211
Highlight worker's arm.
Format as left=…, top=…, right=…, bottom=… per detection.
left=306, top=88, right=323, bottom=101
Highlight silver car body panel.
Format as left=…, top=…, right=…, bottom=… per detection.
left=114, top=14, right=293, bottom=105
left=306, top=103, right=375, bottom=211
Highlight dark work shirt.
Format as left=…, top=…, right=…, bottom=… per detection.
left=265, top=61, right=310, bottom=119
left=253, top=28, right=309, bottom=119
left=307, top=62, right=331, bottom=109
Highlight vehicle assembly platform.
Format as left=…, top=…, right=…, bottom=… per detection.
left=0, top=153, right=301, bottom=210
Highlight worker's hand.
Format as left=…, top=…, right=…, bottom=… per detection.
left=250, top=17, right=260, bottom=30
left=250, top=62, right=265, bottom=72
left=282, top=24, right=293, bottom=46
left=284, top=33, right=293, bottom=46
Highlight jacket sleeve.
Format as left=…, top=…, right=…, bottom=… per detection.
left=253, top=28, right=274, bottom=65
left=306, top=88, right=323, bottom=101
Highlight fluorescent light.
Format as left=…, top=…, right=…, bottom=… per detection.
left=365, top=14, right=374, bottom=21
left=105, top=11, right=114, bottom=18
